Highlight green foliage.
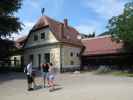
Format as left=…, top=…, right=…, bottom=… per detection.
left=99, top=31, right=109, bottom=36
left=112, top=71, right=133, bottom=77
left=0, top=0, right=22, bottom=38
left=107, top=2, right=133, bottom=51
left=0, top=39, right=15, bottom=58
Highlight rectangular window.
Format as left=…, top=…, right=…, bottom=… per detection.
left=70, top=61, right=74, bottom=65
left=44, top=53, right=50, bottom=63
left=77, top=53, right=79, bottom=57
left=34, top=35, right=38, bottom=41
left=41, top=33, right=45, bottom=39
left=38, top=54, right=41, bottom=68
left=70, top=52, right=73, bottom=56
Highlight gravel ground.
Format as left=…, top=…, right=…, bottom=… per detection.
left=0, top=72, right=133, bottom=100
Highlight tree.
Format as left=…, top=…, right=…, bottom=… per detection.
left=0, top=0, right=22, bottom=38
left=99, top=31, right=109, bottom=36
left=0, top=0, right=22, bottom=59
left=107, top=2, right=133, bottom=51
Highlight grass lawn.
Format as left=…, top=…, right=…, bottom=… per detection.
left=111, top=71, right=133, bottom=77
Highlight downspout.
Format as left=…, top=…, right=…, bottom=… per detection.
left=80, top=46, right=85, bottom=71
left=60, top=44, right=63, bottom=73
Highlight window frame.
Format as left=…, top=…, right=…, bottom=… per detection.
left=41, top=32, right=45, bottom=39
left=70, top=52, right=73, bottom=56
left=77, top=53, right=79, bottom=57
left=34, top=35, right=38, bottom=41
left=70, top=60, right=74, bottom=65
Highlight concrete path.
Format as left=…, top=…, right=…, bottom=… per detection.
left=0, top=72, right=133, bottom=100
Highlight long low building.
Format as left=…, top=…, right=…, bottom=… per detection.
left=81, top=35, right=133, bottom=70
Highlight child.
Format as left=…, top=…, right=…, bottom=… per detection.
left=47, top=63, right=55, bottom=92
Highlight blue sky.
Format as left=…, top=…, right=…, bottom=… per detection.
left=14, top=0, right=131, bottom=39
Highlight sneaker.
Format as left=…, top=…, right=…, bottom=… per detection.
left=49, top=89, right=53, bottom=92
left=49, top=88, right=54, bottom=92
left=28, top=88, right=34, bottom=91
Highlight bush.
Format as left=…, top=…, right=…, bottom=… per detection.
left=95, top=65, right=111, bottom=74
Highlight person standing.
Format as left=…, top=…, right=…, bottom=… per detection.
left=32, top=68, right=37, bottom=88
left=24, top=62, right=34, bottom=91
left=47, top=63, right=56, bottom=92
left=41, top=63, right=49, bottom=88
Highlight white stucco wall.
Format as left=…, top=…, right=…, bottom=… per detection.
left=25, top=28, right=58, bottom=48
left=24, top=45, right=60, bottom=69
left=61, top=45, right=81, bottom=68
left=24, top=27, right=60, bottom=69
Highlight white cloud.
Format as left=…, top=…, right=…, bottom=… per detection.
left=12, top=21, right=35, bottom=40
left=77, top=0, right=130, bottom=35
left=30, top=2, right=39, bottom=8
left=83, top=0, right=127, bottom=19
left=28, top=0, right=65, bottom=17
left=75, top=24, right=96, bottom=34
left=47, top=0, right=65, bottom=17
left=75, top=18, right=106, bottom=35
left=30, top=0, right=41, bottom=9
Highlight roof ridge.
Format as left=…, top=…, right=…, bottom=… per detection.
left=44, top=15, right=61, bottom=24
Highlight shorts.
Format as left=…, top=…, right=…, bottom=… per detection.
left=27, top=75, right=33, bottom=84
left=32, top=72, right=36, bottom=77
left=47, top=74, right=55, bottom=81
left=42, top=72, right=48, bottom=79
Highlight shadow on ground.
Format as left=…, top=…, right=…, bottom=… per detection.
left=0, top=72, right=25, bottom=84
left=0, top=72, right=41, bottom=84
left=52, top=87, right=63, bottom=92
left=34, top=85, right=43, bottom=91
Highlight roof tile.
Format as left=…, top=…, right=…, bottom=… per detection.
left=82, top=36, right=123, bottom=56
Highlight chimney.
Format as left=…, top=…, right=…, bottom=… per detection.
left=64, top=19, right=68, bottom=28
left=59, top=23, right=64, bottom=38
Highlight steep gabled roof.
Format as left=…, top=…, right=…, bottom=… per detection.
left=82, top=35, right=123, bottom=56
left=28, top=16, right=83, bottom=47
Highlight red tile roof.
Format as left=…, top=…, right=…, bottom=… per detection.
left=82, top=35, right=123, bottom=56
left=15, top=36, right=26, bottom=49
left=31, top=16, right=83, bottom=47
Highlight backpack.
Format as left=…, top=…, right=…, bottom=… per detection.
left=24, top=67, right=27, bottom=73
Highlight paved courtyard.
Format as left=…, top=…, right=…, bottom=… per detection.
left=0, top=72, right=133, bottom=100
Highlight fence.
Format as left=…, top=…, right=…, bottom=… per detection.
left=0, top=59, right=21, bottom=67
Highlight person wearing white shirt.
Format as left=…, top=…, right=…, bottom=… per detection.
left=24, top=62, right=34, bottom=91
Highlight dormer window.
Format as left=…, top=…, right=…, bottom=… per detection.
left=34, top=35, right=38, bottom=41
left=41, top=32, right=45, bottom=39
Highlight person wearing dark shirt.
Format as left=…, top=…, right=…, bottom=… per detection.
left=41, top=63, right=49, bottom=88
